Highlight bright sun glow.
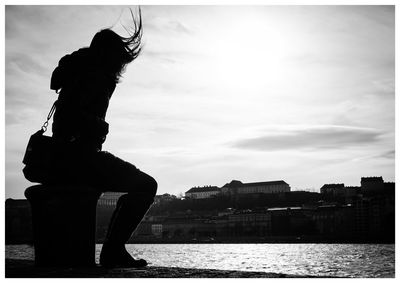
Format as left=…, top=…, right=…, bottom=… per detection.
left=212, top=16, right=289, bottom=92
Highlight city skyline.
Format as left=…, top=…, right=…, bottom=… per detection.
left=5, top=5, right=395, bottom=199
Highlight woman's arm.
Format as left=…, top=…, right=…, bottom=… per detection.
left=75, top=71, right=115, bottom=146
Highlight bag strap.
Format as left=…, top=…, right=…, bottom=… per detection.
left=41, top=100, right=58, bottom=133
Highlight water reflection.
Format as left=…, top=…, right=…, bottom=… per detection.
left=5, top=243, right=394, bottom=277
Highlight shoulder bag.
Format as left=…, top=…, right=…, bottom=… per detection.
left=22, top=101, right=57, bottom=182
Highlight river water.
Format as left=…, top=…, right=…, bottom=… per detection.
left=6, top=243, right=395, bottom=277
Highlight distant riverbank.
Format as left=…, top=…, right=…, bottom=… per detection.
left=9, top=238, right=395, bottom=245
left=124, top=236, right=395, bottom=245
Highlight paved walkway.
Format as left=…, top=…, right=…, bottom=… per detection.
left=6, top=259, right=308, bottom=278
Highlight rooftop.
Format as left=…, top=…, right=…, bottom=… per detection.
left=244, top=180, right=288, bottom=187
left=361, top=176, right=384, bottom=182
left=186, top=186, right=221, bottom=193
left=320, top=184, right=345, bottom=189
left=223, top=180, right=288, bottom=188
left=222, top=180, right=243, bottom=188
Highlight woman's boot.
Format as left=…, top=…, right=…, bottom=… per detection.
left=100, top=193, right=154, bottom=268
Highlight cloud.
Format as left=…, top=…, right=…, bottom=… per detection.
left=377, top=150, right=395, bottom=159
left=354, top=5, right=394, bottom=28
left=169, top=20, right=192, bottom=34
left=6, top=52, right=49, bottom=77
left=372, top=78, right=395, bottom=95
left=231, top=125, right=383, bottom=152
left=145, top=16, right=193, bottom=35
left=142, top=49, right=201, bottom=65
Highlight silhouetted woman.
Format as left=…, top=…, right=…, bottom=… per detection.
left=35, top=10, right=156, bottom=268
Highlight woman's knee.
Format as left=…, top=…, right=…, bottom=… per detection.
left=129, top=171, right=157, bottom=197
left=146, top=175, right=158, bottom=197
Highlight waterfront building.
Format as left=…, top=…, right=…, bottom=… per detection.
left=215, top=215, right=230, bottom=237
left=267, top=207, right=311, bottom=236
left=354, top=196, right=369, bottom=238
left=217, top=208, right=235, bottom=217
left=132, top=221, right=153, bottom=239
left=227, top=210, right=271, bottom=237
left=162, top=215, right=216, bottom=239
left=312, top=204, right=355, bottom=239
left=185, top=186, right=221, bottom=199
left=5, top=199, right=32, bottom=244
left=354, top=192, right=395, bottom=241
left=151, top=224, right=163, bottom=237
left=132, top=222, right=165, bottom=240
left=96, top=192, right=125, bottom=242
left=97, top=192, right=125, bottom=208
left=146, top=215, right=167, bottom=222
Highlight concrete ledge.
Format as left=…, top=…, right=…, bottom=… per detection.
left=6, top=259, right=311, bottom=278
left=25, top=185, right=101, bottom=267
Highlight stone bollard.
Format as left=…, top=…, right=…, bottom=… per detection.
left=25, top=185, right=102, bottom=267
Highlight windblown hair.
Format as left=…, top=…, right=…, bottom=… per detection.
left=90, top=8, right=143, bottom=82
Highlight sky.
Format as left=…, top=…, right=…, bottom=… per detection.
left=5, top=5, right=395, bottom=199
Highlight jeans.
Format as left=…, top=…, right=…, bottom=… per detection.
left=34, top=147, right=158, bottom=199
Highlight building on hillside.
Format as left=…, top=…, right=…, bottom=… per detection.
left=185, top=186, right=221, bottom=199
left=321, top=177, right=394, bottom=198
left=384, top=182, right=395, bottom=191
left=154, top=193, right=177, bottom=205
left=344, top=186, right=359, bottom=197
left=320, top=184, right=345, bottom=196
left=221, top=180, right=290, bottom=196
left=361, top=176, right=385, bottom=194
left=220, top=180, right=243, bottom=194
